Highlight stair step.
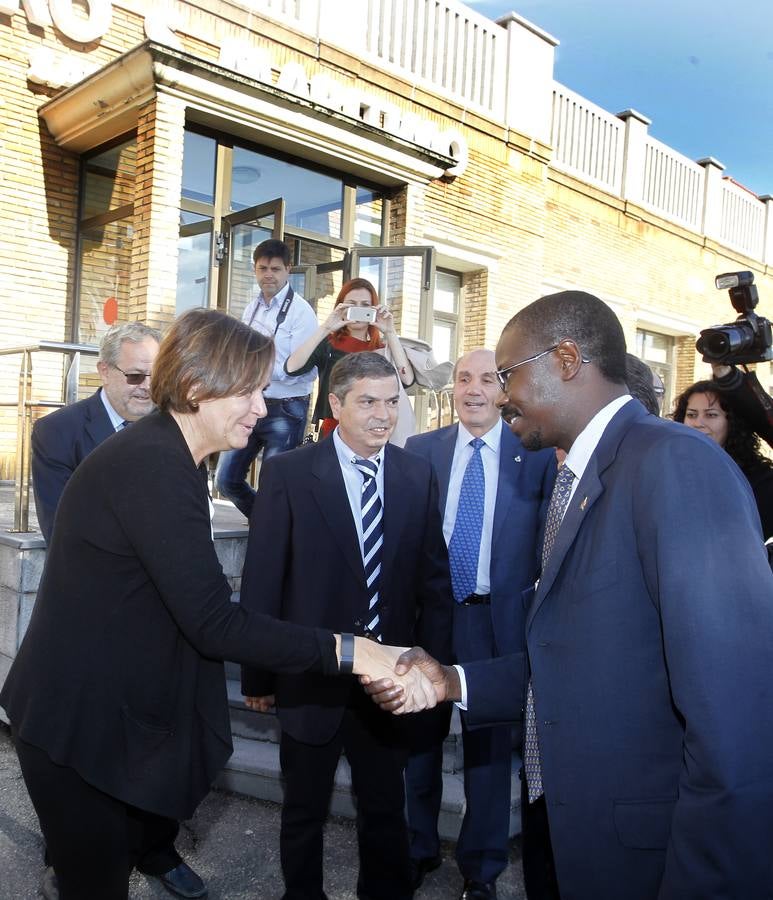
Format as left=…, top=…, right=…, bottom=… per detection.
left=221, top=680, right=522, bottom=840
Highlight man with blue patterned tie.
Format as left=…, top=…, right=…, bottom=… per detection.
left=240, top=351, right=453, bottom=900
left=366, top=292, right=773, bottom=900
left=403, top=349, right=555, bottom=900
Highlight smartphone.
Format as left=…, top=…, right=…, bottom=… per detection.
left=345, top=306, right=377, bottom=324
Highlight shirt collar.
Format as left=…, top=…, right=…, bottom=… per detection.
left=257, top=281, right=290, bottom=309
left=456, top=418, right=501, bottom=454
left=564, top=394, right=632, bottom=483
left=99, top=388, right=126, bottom=431
left=332, top=427, right=385, bottom=467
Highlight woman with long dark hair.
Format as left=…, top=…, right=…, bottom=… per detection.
left=672, top=379, right=773, bottom=538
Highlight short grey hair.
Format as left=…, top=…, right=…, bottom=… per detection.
left=329, top=351, right=399, bottom=401
left=99, top=322, right=162, bottom=367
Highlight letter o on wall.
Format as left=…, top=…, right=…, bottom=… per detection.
left=49, top=0, right=113, bottom=44
left=434, top=130, right=469, bottom=178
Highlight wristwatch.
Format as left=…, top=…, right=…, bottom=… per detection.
left=339, top=633, right=355, bottom=674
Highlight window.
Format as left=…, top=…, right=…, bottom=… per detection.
left=433, top=270, right=461, bottom=364
left=75, top=137, right=136, bottom=344
left=635, top=329, right=674, bottom=410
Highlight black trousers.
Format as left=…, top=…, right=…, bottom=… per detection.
left=278, top=691, right=412, bottom=900
left=521, top=779, right=561, bottom=900
left=14, top=731, right=181, bottom=900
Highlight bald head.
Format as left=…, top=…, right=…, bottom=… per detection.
left=452, top=348, right=503, bottom=436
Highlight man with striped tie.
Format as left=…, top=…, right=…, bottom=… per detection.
left=240, top=351, right=453, bottom=900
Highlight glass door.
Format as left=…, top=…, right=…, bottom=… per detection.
left=348, top=246, right=436, bottom=342
left=218, top=198, right=285, bottom=320
left=349, top=246, right=437, bottom=432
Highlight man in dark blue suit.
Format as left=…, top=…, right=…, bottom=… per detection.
left=240, top=351, right=452, bottom=900
left=367, top=291, right=773, bottom=900
left=32, top=322, right=160, bottom=544
left=404, top=349, right=555, bottom=899
left=29, top=321, right=207, bottom=900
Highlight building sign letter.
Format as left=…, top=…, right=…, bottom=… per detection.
left=48, top=0, right=111, bottom=43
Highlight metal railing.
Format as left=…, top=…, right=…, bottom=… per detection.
left=0, top=341, right=98, bottom=533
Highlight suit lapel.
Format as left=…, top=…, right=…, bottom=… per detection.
left=379, top=445, right=409, bottom=600
left=527, top=401, right=644, bottom=629
left=311, top=438, right=366, bottom=586
left=84, top=389, right=116, bottom=449
left=492, top=422, right=524, bottom=550
left=432, top=425, right=457, bottom=517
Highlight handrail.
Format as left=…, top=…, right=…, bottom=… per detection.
left=1, top=341, right=99, bottom=533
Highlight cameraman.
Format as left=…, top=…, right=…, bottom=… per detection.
left=710, top=363, right=773, bottom=448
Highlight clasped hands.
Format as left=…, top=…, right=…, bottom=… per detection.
left=355, top=642, right=460, bottom=715
left=244, top=641, right=460, bottom=716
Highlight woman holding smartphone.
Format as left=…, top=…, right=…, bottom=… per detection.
left=285, top=277, right=415, bottom=439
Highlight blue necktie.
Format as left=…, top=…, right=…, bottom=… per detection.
left=353, top=457, right=383, bottom=641
left=448, top=437, right=485, bottom=602
left=524, top=463, right=575, bottom=803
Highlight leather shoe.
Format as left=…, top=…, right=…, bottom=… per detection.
left=40, top=866, right=59, bottom=900
left=158, top=862, right=207, bottom=898
left=410, top=854, right=442, bottom=889
left=460, top=879, right=498, bottom=900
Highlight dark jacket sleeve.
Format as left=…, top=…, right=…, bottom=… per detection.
left=284, top=336, right=329, bottom=376
left=239, top=455, right=294, bottom=697
left=714, top=368, right=773, bottom=447
left=31, top=413, right=77, bottom=543
left=113, top=436, right=337, bottom=677
left=413, top=469, right=454, bottom=665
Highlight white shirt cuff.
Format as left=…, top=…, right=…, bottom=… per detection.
left=453, top=664, right=468, bottom=711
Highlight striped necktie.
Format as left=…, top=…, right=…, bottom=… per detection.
left=353, top=456, right=383, bottom=641
left=524, top=462, right=575, bottom=803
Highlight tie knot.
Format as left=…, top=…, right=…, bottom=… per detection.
left=470, top=437, right=484, bottom=451
left=120, top=420, right=130, bottom=430
left=557, top=463, right=574, bottom=487
left=353, top=457, right=379, bottom=481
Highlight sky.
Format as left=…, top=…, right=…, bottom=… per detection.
left=471, top=0, right=773, bottom=196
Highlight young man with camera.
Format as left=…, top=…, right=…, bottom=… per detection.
left=214, top=238, right=318, bottom=519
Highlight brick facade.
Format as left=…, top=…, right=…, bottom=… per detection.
left=0, top=0, right=771, bottom=480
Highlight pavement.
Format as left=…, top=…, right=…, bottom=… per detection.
left=0, top=724, right=528, bottom=899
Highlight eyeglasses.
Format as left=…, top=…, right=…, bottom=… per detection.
left=112, top=365, right=151, bottom=385
left=495, top=346, right=558, bottom=392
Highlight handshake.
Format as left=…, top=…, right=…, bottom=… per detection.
left=353, top=640, right=461, bottom=715
left=244, top=641, right=461, bottom=715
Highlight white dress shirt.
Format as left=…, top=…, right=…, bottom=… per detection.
left=332, top=428, right=385, bottom=557
left=444, top=420, right=501, bottom=594
left=456, top=394, right=634, bottom=708
left=99, top=389, right=129, bottom=431
left=242, top=282, right=318, bottom=399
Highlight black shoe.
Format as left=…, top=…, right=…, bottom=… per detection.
left=411, top=854, right=442, bottom=889
left=460, top=879, right=497, bottom=900
left=40, top=867, right=59, bottom=900
left=158, top=862, right=207, bottom=898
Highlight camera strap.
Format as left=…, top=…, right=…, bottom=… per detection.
left=247, top=285, right=295, bottom=333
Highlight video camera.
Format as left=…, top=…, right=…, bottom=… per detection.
left=696, top=271, right=773, bottom=366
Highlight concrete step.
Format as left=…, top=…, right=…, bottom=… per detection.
left=220, top=677, right=522, bottom=840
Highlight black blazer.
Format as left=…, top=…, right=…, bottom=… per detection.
left=31, top=389, right=115, bottom=542
left=1, top=411, right=337, bottom=821
left=241, top=436, right=453, bottom=745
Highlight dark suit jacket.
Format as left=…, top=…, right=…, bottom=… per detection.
left=463, top=400, right=773, bottom=898
left=1, top=411, right=337, bottom=821
left=31, top=389, right=115, bottom=542
left=406, top=420, right=555, bottom=651
left=241, top=436, right=453, bottom=745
